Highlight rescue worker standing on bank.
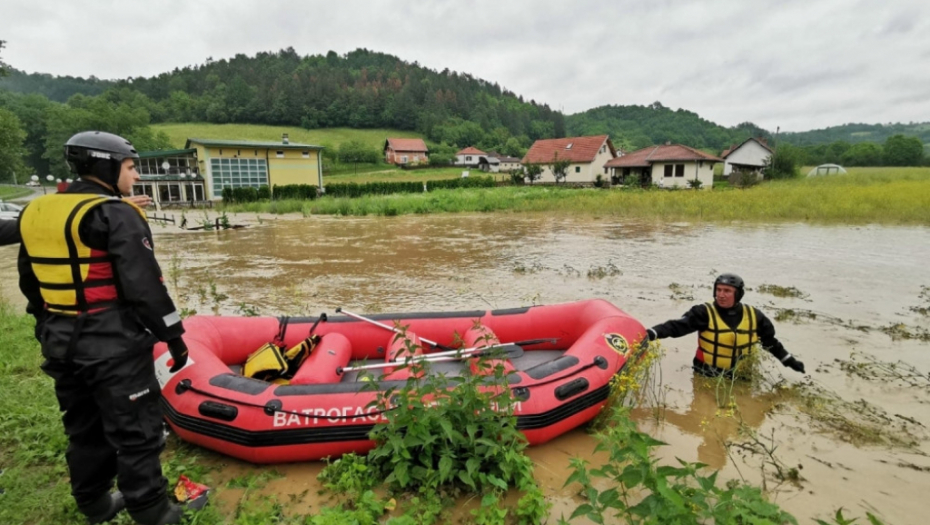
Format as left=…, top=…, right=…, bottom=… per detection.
left=17, top=131, right=201, bottom=525
left=646, top=273, right=806, bottom=377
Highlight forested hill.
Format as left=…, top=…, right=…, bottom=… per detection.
left=0, top=67, right=113, bottom=101
left=565, top=102, right=769, bottom=153
left=567, top=103, right=930, bottom=154
left=124, top=48, right=564, bottom=150
left=778, top=122, right=930, bottom=147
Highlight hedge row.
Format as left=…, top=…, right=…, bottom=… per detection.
left=221, top=185, right=271, bottom=203
left=221, top=176, right=496, bottom=203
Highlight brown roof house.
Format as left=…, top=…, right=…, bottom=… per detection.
left=720, top=137, right=773, bottom=175
left=521, top=135, right=617, bottom=183
left=383, top=138, right=429, bottom=166
left=604, top=143, right=722, bottom=189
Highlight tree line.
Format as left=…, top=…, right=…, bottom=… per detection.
left=778, top=135, right=927, bottom=168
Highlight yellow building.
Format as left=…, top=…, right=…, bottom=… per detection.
left=185, top=134, right=324, bottom=200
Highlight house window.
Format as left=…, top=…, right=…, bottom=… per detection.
left=574, top=166, right=581, bottom=173
left=210, top=158, right=269, bottom=195
left=276, top=151, right=285, bottom=158
left=302, top=151, right=310, bottom=158
left=664, top=165, right=673, bottom=177
left=566, top=143, right=573, bottom=150
left=465, top=156, right=472, bottom=161
left=401, top=155, right=408, bottom=164
left=675, top=164, right=685, bottom=177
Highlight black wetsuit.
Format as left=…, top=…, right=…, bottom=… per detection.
left=17, top=180, right=184, bottom=515
left=0, top=218, right=20, bottom=245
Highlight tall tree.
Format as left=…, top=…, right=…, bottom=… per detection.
left=0, top=108, right=27, bottom=183
left=841, top=142, right=883, bottom=166
left=883, top=134, right=924, bottom=166
left=0, top=39, right=7, bottom=77
left=549, top=152, right=571, bottom=184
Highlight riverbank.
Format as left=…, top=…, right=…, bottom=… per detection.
left=223, top=167, right=930, bottom=225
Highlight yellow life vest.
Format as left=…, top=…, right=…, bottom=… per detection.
left=20, top=193, right=146, bottom=315
left=696, top=302, right=758, bottom=370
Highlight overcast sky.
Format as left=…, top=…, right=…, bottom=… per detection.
left=2, top=0, right=928, bottom=132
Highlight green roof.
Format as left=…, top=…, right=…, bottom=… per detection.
left=138, top=148, right=197, bottom=159
left=185, top=138, right=324, bottom=149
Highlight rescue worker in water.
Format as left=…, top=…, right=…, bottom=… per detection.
left=646, top=273, right=806, bottom=377
left=17, top=131, right=203, bottom=525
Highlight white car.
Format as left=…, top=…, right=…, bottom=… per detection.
left=0, top=201, right=24, bottom=221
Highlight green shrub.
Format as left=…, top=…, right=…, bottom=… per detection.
left=316, top=327, right=548, bottom=524
left=563, top=406, right=798, bottom=525
left=272, top=184, right=318, bottom=200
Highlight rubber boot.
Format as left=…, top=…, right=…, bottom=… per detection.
left=129, top=493, right=209, bottom=525
left=79, top=491, right=125, bottom=524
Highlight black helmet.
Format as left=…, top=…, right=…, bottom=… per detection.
left=64, top=131, right=139, bottom=190
left=714, top=273, right=745, bottom=302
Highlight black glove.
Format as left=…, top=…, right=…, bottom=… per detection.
left=168, top=338, right=189, bottom=373
left=646, top=328, right=658, bottom=341
left=782, top=354, right=805, bottom=374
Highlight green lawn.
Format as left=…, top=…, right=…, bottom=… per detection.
left=153, top=123, right=425, bottom=152
left=324, top=166, right=502, bottom=184
left=224, top=167, right=930, bottom=225
left=0, top=185, right=35, bottom=201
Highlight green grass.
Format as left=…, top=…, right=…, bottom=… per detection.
left=224, top=167, right=930, bottom=224
left=325, top=167, right=491, bottom=184
left=153, top=123, right=425, bottom=152
left=0, top=185, right=35, bottom=200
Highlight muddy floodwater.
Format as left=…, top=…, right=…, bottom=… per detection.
left=2, top=212, right=928, bottom=524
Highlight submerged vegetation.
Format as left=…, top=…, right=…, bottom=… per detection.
left=223, top=167, right=930, bottom=225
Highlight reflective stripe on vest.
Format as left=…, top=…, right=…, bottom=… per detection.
left=20, top=193, right=146, bottom=315
left=696, top=302, right=758, bottom=370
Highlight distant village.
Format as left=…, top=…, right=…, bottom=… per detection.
left=133, top=134, right=774, bottom=207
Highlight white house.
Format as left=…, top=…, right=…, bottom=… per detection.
left=521, top=135, right=617, bottom=183
left=721, top=137, right=773, bottom=175
left=495, top=154, right=522, bottom=173
left=604, top=143, right=722, bottom=189
left=454, top=147, right=486, bottom=167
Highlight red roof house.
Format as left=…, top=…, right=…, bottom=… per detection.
left=383, top=138, right=429, bottom=165
left=521, top=135, right=617, bottom=183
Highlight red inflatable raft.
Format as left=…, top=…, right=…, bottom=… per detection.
left=154, top=299, right=646, bottom=463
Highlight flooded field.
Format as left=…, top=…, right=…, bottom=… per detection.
left=2, top=212, right=927, bottom=524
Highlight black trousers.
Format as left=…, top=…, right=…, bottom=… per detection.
left=41, top=349, right=168, bottom=513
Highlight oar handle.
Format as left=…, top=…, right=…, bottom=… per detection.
left=335, top=307, right=442, bottom=348
left=337, top=344, right=523, bottom=374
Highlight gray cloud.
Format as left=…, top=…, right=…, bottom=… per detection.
left=1, top=0, right=928, bottom=132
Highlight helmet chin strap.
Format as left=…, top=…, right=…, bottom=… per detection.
left=80, top=175, right=120, bottom=196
